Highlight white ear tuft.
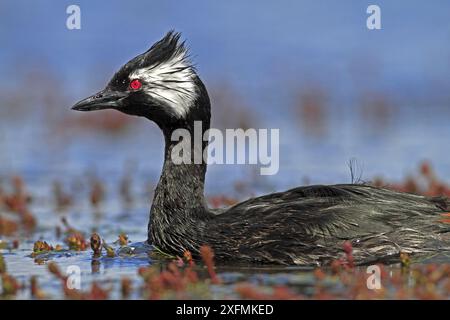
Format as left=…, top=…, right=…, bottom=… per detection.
left=130, top=50, right=197, bottom=118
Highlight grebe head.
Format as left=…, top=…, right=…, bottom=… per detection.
left=72, top=31, right=210, bottom=130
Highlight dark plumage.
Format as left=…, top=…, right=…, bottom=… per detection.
left=72, top=31, right=450, bottom=266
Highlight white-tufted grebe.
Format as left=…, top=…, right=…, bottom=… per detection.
left=72, top=31, right=450, bottom=266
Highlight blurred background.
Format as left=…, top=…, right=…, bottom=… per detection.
left=1, top=0, right=450, bottom=196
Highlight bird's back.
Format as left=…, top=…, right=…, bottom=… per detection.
left=204, top=184, right=450, bottom=265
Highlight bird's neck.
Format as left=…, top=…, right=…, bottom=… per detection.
left=148, top=114, right=212, bottom=253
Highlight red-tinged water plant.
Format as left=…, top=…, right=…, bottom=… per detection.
left=0, top=186, right=4, bottom=207
left=235, top=284, right=302, bottom=300
left=139, top=265, right=176, bottom=299
left=420, top=161, right=433, bottom=178
left=271, top=286, right=303, bottom=300
left=90, top=179, right=105, bottom=208
left=208, top=195, right=238, bottom=209
left=30, top=276, right=47, bottom=299
left=3, top=198, right=38, bottom=234
left=33, top=240, right=53, bottom=253
left=3, top=193, right=23, bottom=212
left=343, top=241, right=354, bottom=269
left=117, top=233, right=129, bottom=246
left=0, top=254, right=6, bottom=274
left=121, top=277, right=132, bottom=299
left=444, top=277, right=450, bottom=295
left=400, top=252, right=411, bottom=268
left=330, top=258, right=343, bottom=274
left=55, top=226, right=62, bottom=239
left=0, top=254, right=21, bottom=297
left=312, top=288, right=339, bottom=300
left=138, top=259, right=202, bottom=300
left=52, top=181, right=73, bottom=210
left=413, top=282, right=443, bottom=300
left=11, top=175, right=26, bottom=197
left=2, top=176, right=32, bottom=213
left=426, top=266, right=447, bottom=284
left=183, top=264, right=199, bottom=284
left=183, top=250, right=195, bottom=267
left=90, top=233, right=102, bottom=256
left=235, top=284, right=271, bottom=300
left=61, top=218, right=88, bottom=251
left=440, top=212, right=450, bottom=224
left=0, top=216, right=19, bottom=236
left=137, top=266, right=155, bottom=282
left=61, top=217, right=78, bottom=235
left=119, top=174, right=133, bottom=205
left=47, top=262, right=64, bottom=279
left=313, top=268, right=326, bottom=281
left=375, top=161, right=450, bottom=197
left=63, top=109, right=133, bottom=134
left=85, top=282, right=110, bottom=300
left=66, top=232, right=88, bottom=251
left=102, top=239, right=116, bottom=257
left=1, top=273, right=21, bottom=297
left=19, top=208, right=36, bottom=231
left=294, top=87, right=329, bottom=139
left=329, top=242, right=355, bottom=274
left=12, top=240, right=19, bottom=249
left=47, top=262, right=80, bottom=299
left=200, top=245, right=221, bottom=284
left=360, top=91, right=393, bottom=133
left=48, top=261, right=111, bottom=300
left=175, top=257, right=185, bottom=268
left=165, top=262, right=187, bottom=291
left=347, top=272, right=384, bottom=300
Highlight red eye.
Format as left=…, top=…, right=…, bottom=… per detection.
left=129, top=79, right=142, bottom=90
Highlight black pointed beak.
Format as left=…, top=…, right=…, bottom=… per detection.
left=71, top=89, right=127, bottom=111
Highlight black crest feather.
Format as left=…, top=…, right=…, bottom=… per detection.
left=108, top=31, right=189, bottom=90
left=141, top=30, right=188, bottom=67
